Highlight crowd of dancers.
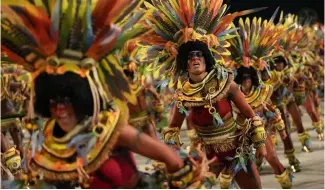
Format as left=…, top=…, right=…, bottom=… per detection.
left=1, top=0, right=324, bottom=189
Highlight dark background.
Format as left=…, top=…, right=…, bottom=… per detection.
left=225, top=0, right=324, bottom=24
left=147, top=0, right=324, bottom=24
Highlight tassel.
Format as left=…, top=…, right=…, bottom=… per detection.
left=212, top=112, right=224, bottom=127
left=37, top=119, right=44, bottom=151
left=282, top=87, right=288, bottom=97
left=31, top=132, right=38, bottom=157
left=217, top=67, right=222, bottom=79
left=21, top=157, right=27, bottom=171
left=156, top=79, right=169, bottom=89
left=233, top=162, right=241, bottom=175
left=239, top=156, right=248, bottom=173
left=67, top=132, right=98, bottom=165
left=221, top=67, right=227, bottom=80
left=178, top=104, right=189, bottom=116
left=146, top=159, right=152, bottom=165
left=265, top=111, right=276, bottom=120
left=168, top=100, right=176, bottom=109
left=249, top=149, right=256, bottom=163
left=289, top=171, right=294, bottom=182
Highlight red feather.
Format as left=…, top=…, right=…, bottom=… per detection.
left=92, top=0, right=118, bottom=34
left=86, top=26, right=120, bottom=60
left=1, top=46, right=34, bottom=71
left=213, top=14, right=238, bottom=35
left=18, top=7, right=57, bottom=56
left=178, top=0, right=188, bottom=25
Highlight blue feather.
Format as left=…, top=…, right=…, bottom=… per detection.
left=121, top=12, right=144, bottom=32
left=50, top=0, right=61, bottom=38
left=84, top=0, right=94, bottom=50
left=154, top=28, right=170, bottom=41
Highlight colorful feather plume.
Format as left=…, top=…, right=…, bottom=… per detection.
left=228, top=8, right=294, bottom=71
left=139, top=0, right=266, bottom=87
left=1, top=0, right=146, bottom=104
left=272, top=13, right=308, bottom=66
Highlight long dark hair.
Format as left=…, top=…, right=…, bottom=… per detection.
left=176, top=40, right=216, bottom=74
left=34, top=72, right=94, bottom=121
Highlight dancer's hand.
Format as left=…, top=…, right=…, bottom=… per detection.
left=279, top=130, right=287, bottom=139
left=255, top=146, right=267, bottom=158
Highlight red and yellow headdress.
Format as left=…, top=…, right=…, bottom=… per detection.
left=228, top=8, right=292, bottom=72
left=1, top=0, right=147, bottom=119
left=138, top=0, right=265, bottom=87
left=1, top=0, right=147, bottom=186
left=273, top=13, right=307, bottom=66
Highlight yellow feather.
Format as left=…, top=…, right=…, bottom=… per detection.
left=169, top=0, right=180, bottom=14
left=78, top=0, right=87, bottom=19
left=101, top=58, right=114, bottom=75
left=245, top=17, right=250, bottom=44
left=2, top=0, right=33, bottom=6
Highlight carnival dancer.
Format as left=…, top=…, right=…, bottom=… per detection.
left=298, top=25, right=324, bottom=141
left=120, top=41, right=164, bottom=139
left=228, top=13, right=293, bottom=188
left=260, top=14, right=314, bottom=173
left=141, top=0, right=268, bottom=188
left=1, top=0, right=213, bottom=188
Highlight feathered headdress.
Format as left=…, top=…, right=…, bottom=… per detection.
left=1, top=0, right=146, bottom=121
left=1, top=0, right=150, bottom=186
left=298, top=24, right=324, bottom=65
left=272, top=13, right=308, bottom=66
left=228, top=8, right=293, bottom=72
left=138, top=0, right=265, bottom=87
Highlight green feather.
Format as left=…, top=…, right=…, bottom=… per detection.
left=58, top=0, right=76, bottom=55
left=207, top=4, right=227, bottom=33
left=158, top=5, right=182, bottom=29
left=114, top=25, right=147, bottom=50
